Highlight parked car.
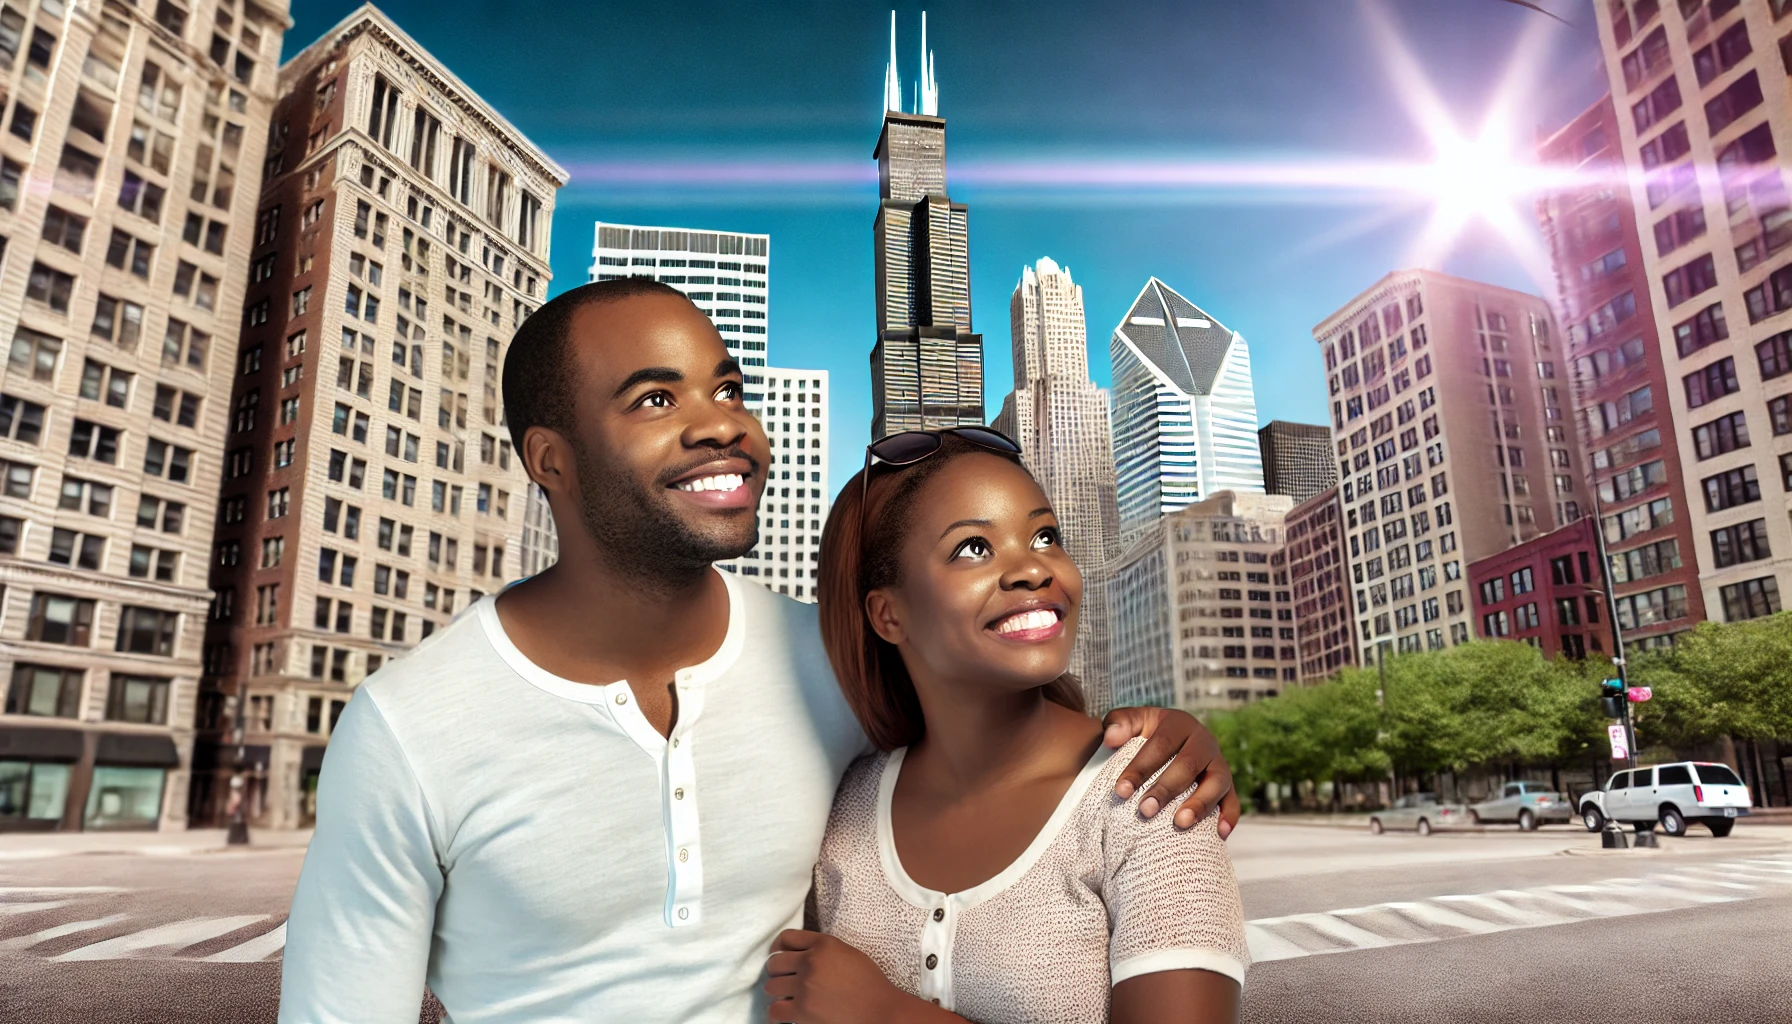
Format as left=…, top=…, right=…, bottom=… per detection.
left=1470, top=781, right=1572, bottom=830
left=1369, top=793, right=1470, bottom=836
left=1578, top=762, right=1752, bottom=837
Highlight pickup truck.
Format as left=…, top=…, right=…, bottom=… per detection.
left=1469, top=781, right=1571, bottom=830
left=1578, top=762, right=1752, bottom=837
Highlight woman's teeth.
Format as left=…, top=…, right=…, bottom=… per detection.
left=676, top=473, right=743, bottom=493
left=994, top=609, right=1058, bottom=635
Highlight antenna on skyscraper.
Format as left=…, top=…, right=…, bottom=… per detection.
left=918, top=11, right=939, bottom=116
left=883, top=11, right=902, bottom=113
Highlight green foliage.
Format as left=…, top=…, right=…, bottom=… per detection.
left=1214, top=616, right=1792, bottom=799
left=1627, top=612, right=1792, bottom=747
left=1214, top=639, right=1640, bottom=791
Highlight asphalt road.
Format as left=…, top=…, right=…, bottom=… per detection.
left=2, top=820, right=1789, bottom=1023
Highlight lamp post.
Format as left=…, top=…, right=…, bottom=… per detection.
left=1376, top=638, right=1395, bottom=804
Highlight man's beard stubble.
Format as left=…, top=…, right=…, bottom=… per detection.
left=572, top=439, right=759, bottom=587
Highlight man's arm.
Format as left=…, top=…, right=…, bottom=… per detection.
left=279, top=693, right=444, bottom=1024
left=1101, top=707, right=1241, bottom=835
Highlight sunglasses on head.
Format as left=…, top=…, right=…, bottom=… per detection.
left=859, top=426, right=1022, bottom=535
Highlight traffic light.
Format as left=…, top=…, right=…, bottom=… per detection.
left=1600, top=678, right=1625, bottom=718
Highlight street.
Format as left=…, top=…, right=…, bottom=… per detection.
left=1, top=821, right=1789, bottom=1023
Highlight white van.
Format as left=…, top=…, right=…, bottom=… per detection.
left=1579, top=761, right=1752, bottom=837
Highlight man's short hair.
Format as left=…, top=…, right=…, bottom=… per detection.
left=501, top=278, right=693, bottom=454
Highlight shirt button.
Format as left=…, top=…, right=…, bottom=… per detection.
left=678, top=848, right=689, bottom=862
left=931, top=999, right=940, bottom=1006
left=672, top=737, right=681, bottom=748
left=924, top=954, right=938, bottom=970
left=614, top=692, right=627, bottom=705
left=674, top=787, right=685, bottom=800
left=677, top=907, right=689, bottom=921
left=932, top=908, right=945, bottom=922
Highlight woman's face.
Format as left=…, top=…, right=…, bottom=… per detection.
left=866, top=453, right=1082, bottom=695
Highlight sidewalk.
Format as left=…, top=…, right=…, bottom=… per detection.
left=1243, top=806, right=1792, bottom=830
left=0, top=827, right=314, bottom=861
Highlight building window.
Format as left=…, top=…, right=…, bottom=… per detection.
left=1719, top=576, right=1781, bottom=621
left=1711, top=519, right=1772, bottom=569
left=115, top=606, right=177, bottom=656
left=1691, top=410, right=1749, bottom=459
left=5, top=663, right=83, bottom=718
left=106, top=674, right=170, bottom=724
left=27, top=594, right=96, bottom=646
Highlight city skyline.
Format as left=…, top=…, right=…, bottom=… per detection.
left=270, top=1, right=1610, bottom=495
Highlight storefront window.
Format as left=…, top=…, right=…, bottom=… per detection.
left=0, top=761, right=72, bottom=823
left=83, top=766, right=165, bottom=829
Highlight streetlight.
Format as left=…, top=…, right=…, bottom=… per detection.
left=1376, top=638, right=1395, bottom=804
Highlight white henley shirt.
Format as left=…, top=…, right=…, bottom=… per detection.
left=278, top=568, right=867, bottom=1023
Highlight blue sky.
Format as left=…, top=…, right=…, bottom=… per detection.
left=286, top=1, right=1610, bottom=495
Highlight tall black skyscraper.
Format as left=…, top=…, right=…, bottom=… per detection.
left=869, top=13, right=983, bottom=438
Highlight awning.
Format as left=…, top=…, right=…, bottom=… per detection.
left=299, top=746, right=328, bottom=773
left=0, top=725, right=84, bottom=762
left=94, top=733, right=179, bottom=768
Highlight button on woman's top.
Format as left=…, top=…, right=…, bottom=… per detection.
left=812, top=738, right=1250, bottom=1023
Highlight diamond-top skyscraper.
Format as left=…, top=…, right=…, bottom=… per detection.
left=869, top=13, right=982, bottom=438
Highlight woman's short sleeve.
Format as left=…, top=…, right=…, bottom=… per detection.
left=1102, top=794, right=1251, bottom=987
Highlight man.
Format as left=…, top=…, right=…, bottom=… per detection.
left=279, top=279, right=1239, bottom=1022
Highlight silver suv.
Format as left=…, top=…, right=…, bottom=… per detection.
left=1579, top=762, right=1752, bottom=837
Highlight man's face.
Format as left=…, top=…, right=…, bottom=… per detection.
left=562, top=293, right=770, bottom=573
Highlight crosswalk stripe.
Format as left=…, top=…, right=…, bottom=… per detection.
left=1244, top=923, right=1310, bottom=962
left=0, top=886, right=125, bottom=896
left=0, top=900, right=74, bottom=917
left=1432, top=892, right=1569, bottom=927
left=1377, top=900, right=1505, bottom=935
left=1260, top=912, right=1395, bottom=950
left=52, top=915, right=269, bottom=962
left=0, top=914, right=129, bottom=952
left=201, top=922, right=287, bottom=963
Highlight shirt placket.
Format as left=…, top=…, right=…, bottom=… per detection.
left=916, top=894, right=958, bottom=1008
left=602, top=673, right=707, bottom=928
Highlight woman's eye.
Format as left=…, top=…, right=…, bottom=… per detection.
left=952, top=538, right=992, bottom=562
left=1032, top=528, right=1060, bottom=550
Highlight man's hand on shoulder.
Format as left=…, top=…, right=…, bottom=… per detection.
left=1101, top=706, right=1240, bottom=837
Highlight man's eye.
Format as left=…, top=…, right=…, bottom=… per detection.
left=1032, top=528, right=1060, bottom=550
left=640, top=392, right=672, bottom=409
left=717, top=382, right=742, bottom=401
left=951, top=538, right=992, bottom=562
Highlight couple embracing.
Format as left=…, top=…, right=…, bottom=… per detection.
left=278, top=279, right=1249, bottom=1023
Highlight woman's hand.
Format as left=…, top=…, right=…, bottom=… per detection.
left=765, top=930, right=952, bottom=1024
left=1101, top=706, right=1241, bottom=836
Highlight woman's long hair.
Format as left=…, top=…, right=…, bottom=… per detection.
left=816, top=435, right=1086, bottom=751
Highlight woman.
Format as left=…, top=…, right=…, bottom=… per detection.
left=764, top=429, right=1248, bottom=1024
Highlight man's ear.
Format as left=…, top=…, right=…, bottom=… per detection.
left=864, top=588, right=907, bottom=647
left=523, top=424, right=575, bottom=498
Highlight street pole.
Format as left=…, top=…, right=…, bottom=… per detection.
left=1377, top=639, right=1394, bottom=803
left=227, top=676, right=249, bottom=846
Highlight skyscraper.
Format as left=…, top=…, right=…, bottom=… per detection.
left=1108, top=491, right=1297, bottom=713
left=1590, top=1, right=1789, bottom=624
left=1285, top=485, right=1357, bottom=681
left=869, top=13, right=982, bottom=439
left=997, top=258, right=1119, bottom=710
left=737, top=368, right=829, bottom=603
left=0, top=0, right=288, bottom=833
left=1536, top=94, right=1703, bottom=646
left=1259, top=420, right=1339, bottom=504
left=1315, top=271, right=1590, bottom=662
left=1110, top=278, right=1264, bottom=538
left=588, top=221, right=770, bottom=402
left=192, top=5, right=566, bottom=829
